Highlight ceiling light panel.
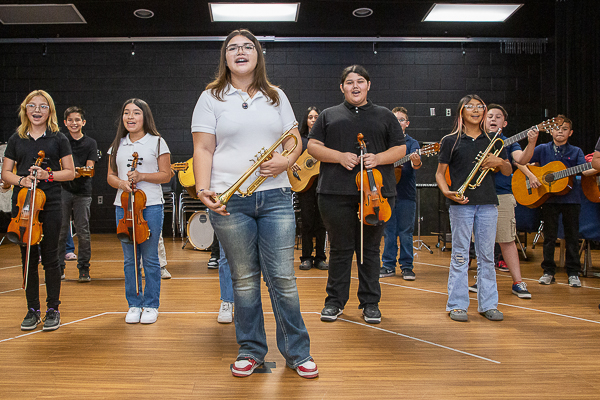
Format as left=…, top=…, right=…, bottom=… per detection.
left=0, top=4, right=86, bottom=25
left=209, top=3, right=300, bottom=22
left=423, top=3, right=523, bottom=22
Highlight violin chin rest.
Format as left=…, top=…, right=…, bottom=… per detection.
left=117, top=233, right=134, bottom=244
left=5, top=231, right=22, bottom=245
left=364, top=214, right=383, bottom=226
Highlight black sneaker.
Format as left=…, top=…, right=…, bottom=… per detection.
left=42, top=308, right=61, bottom=331
left=320, top=305, right=343, bottom=322
left=21, top=308, right=41, bottom=331
left=401, top=269, right=416, bottom=281
left=78, top=269, right=91, bottom=282
left=314, top=260, right=329, bottom=270
left=362, top=304, right=381, bottom=324
left=379, top=267, right=395, bottom=278
left=299, top=260, right=313, bottom=270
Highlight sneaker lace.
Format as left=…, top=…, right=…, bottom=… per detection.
left=516, top=282, right=528, bottom=290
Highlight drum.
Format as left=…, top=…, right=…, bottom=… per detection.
left=186, top=210, right=214, bottom=250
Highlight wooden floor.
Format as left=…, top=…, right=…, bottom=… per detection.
left=1, top=234, right=600, bottom=399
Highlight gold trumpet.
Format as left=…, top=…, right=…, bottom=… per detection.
left=214, top=123, right=299, bottom=207
left=455, top=129, right=504, bottom=198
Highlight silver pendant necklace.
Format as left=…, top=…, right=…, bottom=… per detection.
left=237, top=91, right=250, bottom=109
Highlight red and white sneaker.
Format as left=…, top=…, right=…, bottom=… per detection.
left=231, top=358, right=261, bottom=377
left=295, top=358, right=319, bottom=379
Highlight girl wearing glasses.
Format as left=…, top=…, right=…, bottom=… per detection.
left=435, top=94, right=511, bottom=322
left=191, top=29, right=317, bottom=379
left=1, top=90, right=75, bottom=332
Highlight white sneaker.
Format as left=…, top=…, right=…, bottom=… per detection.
left=568, top=275, right=581, bottom=287
left=140, top=308, right=159, bottom=324
left=161, top=267, right=171, bottom=279
left=125, top=307, right=142, bottom=324
left=217, top=301, right=233, bottom=324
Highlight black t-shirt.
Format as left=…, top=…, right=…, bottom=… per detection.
left=438, top=131, right=506, bottom=206
left=308, top=100, right=406, bottom=197
left=61, top=134, right=99, bottom=196
left=4, top=130, right=72, bottom=211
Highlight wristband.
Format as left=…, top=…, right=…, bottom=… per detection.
left=46, top=170, right=54, bottom=182
left=18, top=176, right=24, bottom=187
left=413, top=162, right=422, bottom=167
left=196, top=189, right=206, bottom=197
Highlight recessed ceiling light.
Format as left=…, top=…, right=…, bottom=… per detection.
left=134, top=9, right=154, bottom=19
left=423, top=3, right=523, bottom=22
left=353, top=8, right=373, bottom=18
left=209, top=2, right=300, bottom=22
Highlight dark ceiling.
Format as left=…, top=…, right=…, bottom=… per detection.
left=0, top=0, right=556, bottom=41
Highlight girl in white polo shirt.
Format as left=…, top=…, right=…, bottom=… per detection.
left=107, top=98, right=171, bottom=325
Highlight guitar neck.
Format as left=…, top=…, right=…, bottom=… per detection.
left=501, top=128, right=533, bottom=147
left=551, top=162, right=593, bottom=180
left=393, top=150, right=417, bottom=168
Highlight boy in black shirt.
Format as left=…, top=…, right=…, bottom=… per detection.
left=58, top=107, right=98, bottom=282
left=308, top=65, right=406, bottom=324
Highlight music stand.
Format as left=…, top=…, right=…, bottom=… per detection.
left=414, top=184, right=434, bottom=254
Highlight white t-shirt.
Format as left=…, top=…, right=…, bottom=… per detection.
left=191, top=84, right=297, bottom=193
left=108, top=133, right=170, bottom=206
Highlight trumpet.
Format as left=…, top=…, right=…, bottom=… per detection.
left=455, top=129, right=504, bottom=198
left=215, top=123, right=299, bottom=207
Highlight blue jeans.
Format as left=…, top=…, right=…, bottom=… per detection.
left=209, top=188, right=312, bottom=369
left=447, top=204, right=498, bottom=312
left=382, top=198, right=416, bottom=271
left=115, top=204, right=163, bottom=309
left=66, top=230, right=75, bottom=253
left=219, top=243, right=234, bottom=303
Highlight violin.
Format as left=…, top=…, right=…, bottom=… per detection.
left=116, top=152, right=150, bottom=296
left=7, top=150, right=47, bottom=289
left=116, top=152, right=150, bottom=245
left=355, top=133, right=391, bottom=226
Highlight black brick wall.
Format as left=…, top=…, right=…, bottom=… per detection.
left=1, top=40, right=558, bottom=235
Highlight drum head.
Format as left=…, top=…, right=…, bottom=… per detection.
left=186, top=210, right=214, bottom=250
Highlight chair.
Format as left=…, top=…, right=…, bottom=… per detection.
left=178, top=192, right=206, bottom=239
left=514, top=203, right=542, bottom=259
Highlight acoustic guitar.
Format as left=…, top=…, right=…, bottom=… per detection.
left=581, top=173, right=600, bottom=203
left=76, top=166, right=95, bottom=177
left=512, top=161, right=593, bottom=208
left=171, top=162, right=188, bottom=173
left=444, top=116, right=564, bottom=186
left=393, top=143, right=440, bottom=183
left=177, top=157, right=197, bottom=198
left=287, top=150, right=320, bottom=192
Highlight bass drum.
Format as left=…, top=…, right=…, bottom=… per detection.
left=186, top=210, right=214, bottom=250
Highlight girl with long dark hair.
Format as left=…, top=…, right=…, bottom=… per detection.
left=107, top=98, right=171, bottom=325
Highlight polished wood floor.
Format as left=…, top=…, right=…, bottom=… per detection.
left=1, top=233, right=599, bottom=399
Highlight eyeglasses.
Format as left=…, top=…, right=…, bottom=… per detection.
left=397, top=118, right=408, bottom=123
left=226, top=43, right=256, bottom=53
left=464, top=104, right=485, bottom=110
left=26, top=103, right=50, bottom=111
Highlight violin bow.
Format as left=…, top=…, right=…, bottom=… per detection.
left=22, top=169, right=38, bottom=290
left=23, top=151, right=44, bottom=289
left=359, top=134, right=364, bottom=265
left=128, top=154, right=140, bottom=296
